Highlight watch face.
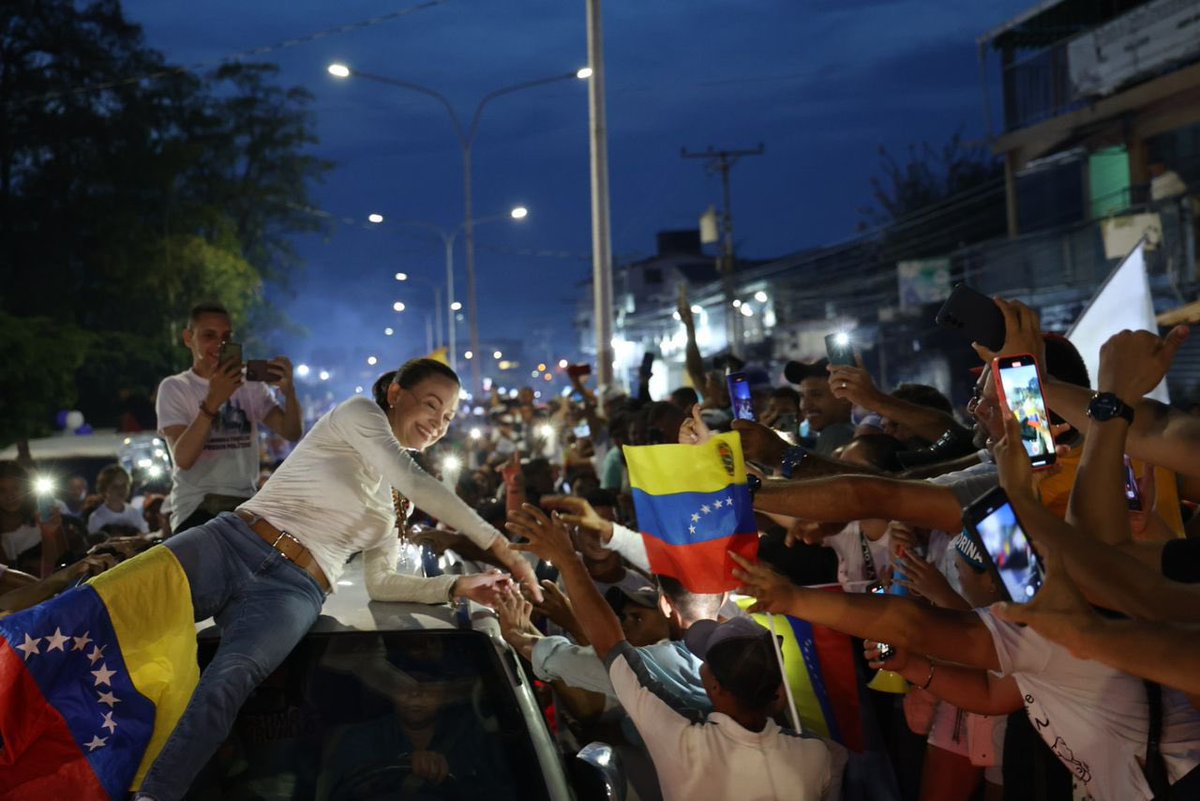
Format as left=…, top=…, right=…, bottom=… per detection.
left=1090, top=394, right=1124, bottom=420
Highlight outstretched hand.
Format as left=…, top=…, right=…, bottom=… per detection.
left=972, top=297, right=1045, bottom=365
left=506, top=504, right=579, bottom=567
left=540, top=495, right=614, bottom=543
left=487, top=538, right=542, bottom=602
left=1097, top=326, right=1189, bottom=405
left=451, top=571, right=513, bottom=608
left=729, top=551, right=799, bottom=615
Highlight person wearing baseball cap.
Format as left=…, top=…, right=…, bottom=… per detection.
left=784, top=358, right=855, bottom=456
left=506, top=504, right=835, bottom=801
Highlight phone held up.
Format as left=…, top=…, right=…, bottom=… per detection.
left=991, top=353, right=1056, bottom=470
left=868, top=583, right=896, bottom=661
left=935, top=284, right=1005, bottom=353
left=218, top=341, right=243, bottom=369
left=963, top=486, right=1043, bottom=604
left=824, top=332, right=856, bottom=367
left=726, top=371, right=756, bottom=422
left=566, top=363, right=592, bottom=380
left=1123, top=454, right=1143, bottom=511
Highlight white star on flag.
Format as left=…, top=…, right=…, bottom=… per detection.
left=689, top=525, right=696, bottom=534
left=84, top=735, right=108, bottom=752
left=97, top=690, right=121, bottom=707
left=713, top=499, right=723, bottom=509
left=91, top=663, right=117, bottom=687
left=16, top=633, right=40, bottom=660
left=700, top=504, right=711, bottom=515
left=45, top=628, right=71, bottom=652
left=691, top=513, right=700, bottom=523
left=73, top=631, right=92, bottom=651
left=101, top=711, right=117, bottom=733
left=87, top=644, right=105, bottom=665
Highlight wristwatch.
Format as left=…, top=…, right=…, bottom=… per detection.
left=1086, top=392, right=1135, bottom=424
left=779, top=445, right=809, bottom=479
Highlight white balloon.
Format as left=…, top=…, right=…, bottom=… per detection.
left=65, top=410, right=85, bottom=431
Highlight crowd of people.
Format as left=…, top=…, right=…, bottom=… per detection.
left=3, top=291, right=1200, bottom=801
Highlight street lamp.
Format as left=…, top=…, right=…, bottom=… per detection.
left=366, top=211, right=526, bottom=374
left=395, top=272, right=444, bottom=352
left=328, top=62, right=587, bottom=393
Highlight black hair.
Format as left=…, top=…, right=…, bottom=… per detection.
left=656, top=575, right=723, bottom=622
left=631, top=401, right=688, bottom=446
left=841, top=433, right=905, bottom=473
left=585, top=488, right=619, bottom=509
left=372, top=359, right=460, bottom=411
left=891, top=383, right=953, bottom=415
left=770, top=385, right=800, bottom=403
left=706, top=636, right=781, bottom=712
left=475, top=498, right=507, bottom=529
left=187, top=302, right=230, bottom=329
left=1043, top=334, right=1090, bottom=389
left=668, top=386, right=700, bottom=410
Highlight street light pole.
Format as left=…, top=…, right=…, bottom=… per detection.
left=328, top=64, right=587, bottom=395
left=586, top=0, right=614, bottom=391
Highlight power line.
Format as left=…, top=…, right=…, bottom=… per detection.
left=3, top=0, right=448, bottom=110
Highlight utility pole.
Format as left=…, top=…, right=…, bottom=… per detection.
left=681, top=144, right=764, bottom=356
left=587, top=0, right=615, bottom=392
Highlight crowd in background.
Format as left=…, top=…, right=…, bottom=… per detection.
left=3, top=286, right=1200, bottom=801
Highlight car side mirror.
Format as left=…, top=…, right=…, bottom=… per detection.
left=570, top=741, right=626, bottom=801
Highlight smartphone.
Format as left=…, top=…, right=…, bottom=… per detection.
left=869, top=584, right=896, bottom=661
left=1123, top=455, right=1142, bottom=511
left=640, top=351, right=655, bottom=377
left=570, top=391, right=585, bottom=404
left=963, top=486, right=1043, bottom=604
left=219, top=341, right=243, bottom=368
left=245, top=359, right=271, bottom=382
left=935, top=284, right=1005, bottom=352
left=35, top=491, right=56, bottom=521
left=726, top=371, right=756, bottom=422
left=992, top=354, right=1056, bottom=470
left=566, top=363, right=592, bottom=379
left=573, top=422, right=591, bottom=439
left=824, top=332, right=856, bottom=367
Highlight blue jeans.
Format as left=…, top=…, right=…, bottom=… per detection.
left=137, top=512, right=326, bottom=801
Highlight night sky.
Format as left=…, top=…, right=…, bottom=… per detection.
left=119, top=0, right=1031, bottom=396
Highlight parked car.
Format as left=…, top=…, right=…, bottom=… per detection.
left=0, top=430, right=173, bottom=496
left=184, top=557, right=625, bottom=801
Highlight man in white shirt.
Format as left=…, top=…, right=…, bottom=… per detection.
left=156, top=303, right=302, bottom=532
left=507, top=505, right=836, bottom=801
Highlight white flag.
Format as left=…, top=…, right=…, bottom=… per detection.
left=1067, top=239, right=1168, bottom=402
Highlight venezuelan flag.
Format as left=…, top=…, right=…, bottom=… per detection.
left=623, top=432, right=758, bottom=593
left=0, top=546, right=199, bottom=800
left=737, top=594, right=866, bottom=752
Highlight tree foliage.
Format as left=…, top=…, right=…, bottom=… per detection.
left=858, top=130, right=1005, bottom=261
left=0, top=0, right=330, bottom=442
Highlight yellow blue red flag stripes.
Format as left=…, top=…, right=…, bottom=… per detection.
left=0, top=546, right=199, bottom=800
left=738, top=593, right=866, bottom=752
left=624, top=432, right=758, bottom=593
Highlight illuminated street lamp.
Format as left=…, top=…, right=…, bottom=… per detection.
left=328, top=61, right=586, bottom=393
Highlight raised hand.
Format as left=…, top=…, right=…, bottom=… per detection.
left=731, top=419, right=788, bottom=466
left=206, top=359, right=243, bottom=409
left=1097, top=326, right=1189, bottom=405
left=539, top=495, right=613, bottom=543
left=729, top=551, right=798, bottom=615
left=506, top=504, right=578, bottom=566
left=973, top=297, right=1045, bottom=365
left=894, top=551, right=965, bottom=609
left=827, top=364, right=885, bottom=411
left=486, top=538, right=542, bottom=602
left=267, top=355, right=294, bottom=394
left=451, top=571, right=513, bottom=607
left=990, top=549, right=1096, bottom=659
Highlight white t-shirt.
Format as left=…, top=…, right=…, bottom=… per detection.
left=241, top=396, right=501, bottom=599
left=156, top=369, right=280, bottom=529
left=607, top=642, right=833, bottom=801
left=1, top=524, right=41, bottom=563
left=978, top=608, right=1200, bottom=801
left=822, top=521, right=889, bottom=588
left=87, top=503, right=149, bottom=535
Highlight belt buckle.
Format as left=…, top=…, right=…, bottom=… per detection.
left=271, top=530, right=297, bottom=561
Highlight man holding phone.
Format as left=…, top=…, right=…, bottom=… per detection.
left=156, top=302, right=303, bottom=533
left=783, top=358, right=855, bottom=456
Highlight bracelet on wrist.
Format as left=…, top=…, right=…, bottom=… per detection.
left=446, top=578, right=460, bottom=604
left=915, top=660, right=935, bottom=691
left=198, top=401, right=218, bottom=420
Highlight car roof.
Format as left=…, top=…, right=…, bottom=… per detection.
left=0, top=430, right=165, bottom=460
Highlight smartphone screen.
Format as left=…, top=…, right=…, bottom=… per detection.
left=965, top=489, right=1042, bottom=603
left=726, top=372, right=756, bottom=421
left=1123, top=455, right=1142, bottom=511
left=869, top=584, right=896, bottom=660
left=36, top=492, right=56, bottom=521
left=573, top=422, right=591, bottom=439
left=824, top=332, right=855, bottom=367
left=993, top=355, right=1056, bottom=470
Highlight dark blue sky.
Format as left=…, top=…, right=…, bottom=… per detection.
left=120, top=0, right=1029, bottom=392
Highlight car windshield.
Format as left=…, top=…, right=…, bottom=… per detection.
left=185, top=629, right=548, bottom=801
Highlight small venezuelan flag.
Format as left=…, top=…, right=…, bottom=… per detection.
left=0, top=546, right=200, bottom=800
left=737, top=594, right=866, bottom=752
left=623, top=432, right=758, bottom=593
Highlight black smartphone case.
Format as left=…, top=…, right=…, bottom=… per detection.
left=935, top=285, right=1006, bottom=351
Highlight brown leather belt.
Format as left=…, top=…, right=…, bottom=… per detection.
left=235, top=510, right=330, bottom=594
